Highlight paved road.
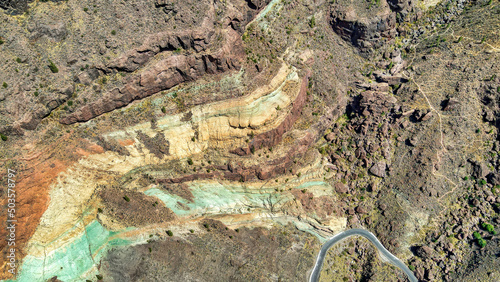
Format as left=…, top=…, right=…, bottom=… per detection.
left=309, top=229, right=418, bottom=282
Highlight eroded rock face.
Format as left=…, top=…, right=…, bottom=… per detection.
left=2, top=0, right=497, bottom=280
left=104, top=17, right=216, bottom=73
left=231, top=71, right=311, bottom=155
left=0, top=0, right=30, bottom=14
left=329, top=0, right=397, bottom=53
left=60, top=29, right=244, bottom=125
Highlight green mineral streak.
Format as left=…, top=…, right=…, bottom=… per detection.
left=145, top=182, right=288, bottom=216
left=296, top=181, right=330, bottom=190
left=189, top=71, right=298, bottom=125
left=292, top=220, right=328, bottom=242
left=9, top=221, right=132, bottom=282
left=145, top=180, right=327, bottom=217
left=256, top=0, right=283, bottom=29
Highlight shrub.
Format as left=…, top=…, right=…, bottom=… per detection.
left=15, top=57, right=21, bottom=63
left=97, top=208, right=103, bottom=213
left=34, top=91, right=39, bottom=97
left=250, top=146, right=255, bottom=154
left=48, top=60, right=59, bottom=73
left=309, top=16, right=316, bottom=28
left=67, top=100, right=73, bottom=106
left=187, top=158, right=193, bottom=165
left=111, top=30, right=116, bottom=35
left=2, top=82, right=7, bottom=88
left=473, top=231, right=481, bottom=240
left=161, top=106, right=166, bottom=113
left=123, top=195, right=130, bottom=202
left=409, top=265, right=415, bottom=271
left=96, top=275, right=103, bottom=280
left=166, top=230, right=173, bottom=236
left=189, top=229, right=194, bottom=233
left=479, top=179, right=487, bottom=186
left=473, top=231, right=487, bottom=247
left=482, top=222, right=496, bottom=234
left=0, top=38, right=4, bottom=44
left=0, top=133, right=7, bottom=141
left=478, top=238, right=487, bottom=248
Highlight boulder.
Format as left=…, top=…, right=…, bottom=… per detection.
left=374, top=72, right=408, bottom=86
left=443, top=98, right=459, bottom=111
left=355, top=205, right=368, bottom=214
left=416, top=245, right=435, bottom=260
left=369, top=161, right=386, bottom=177
left=470, top=160, right=490, bottom=179
left=325, top=132, right=336, bottom=142
left=335, top=182, right=348, bottom=193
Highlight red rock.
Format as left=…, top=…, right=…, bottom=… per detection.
left=60, top=29, right=243, bottom=125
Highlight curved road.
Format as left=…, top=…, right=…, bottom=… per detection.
left=309, top=229, right=418, bottom=282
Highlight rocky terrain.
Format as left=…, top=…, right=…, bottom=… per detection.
left=0, top=0, right=499, bottom=281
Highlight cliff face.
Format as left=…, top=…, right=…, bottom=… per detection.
left=1, top=0, right=499, bottom=281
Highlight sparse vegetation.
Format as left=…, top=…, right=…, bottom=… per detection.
left=48, top=60, right=59, bottom=73
left=482, top=222, right=497, bottom=235
left=473, top=231, right=487, bottom=247
left=309, top=16, right=316, bottom=28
